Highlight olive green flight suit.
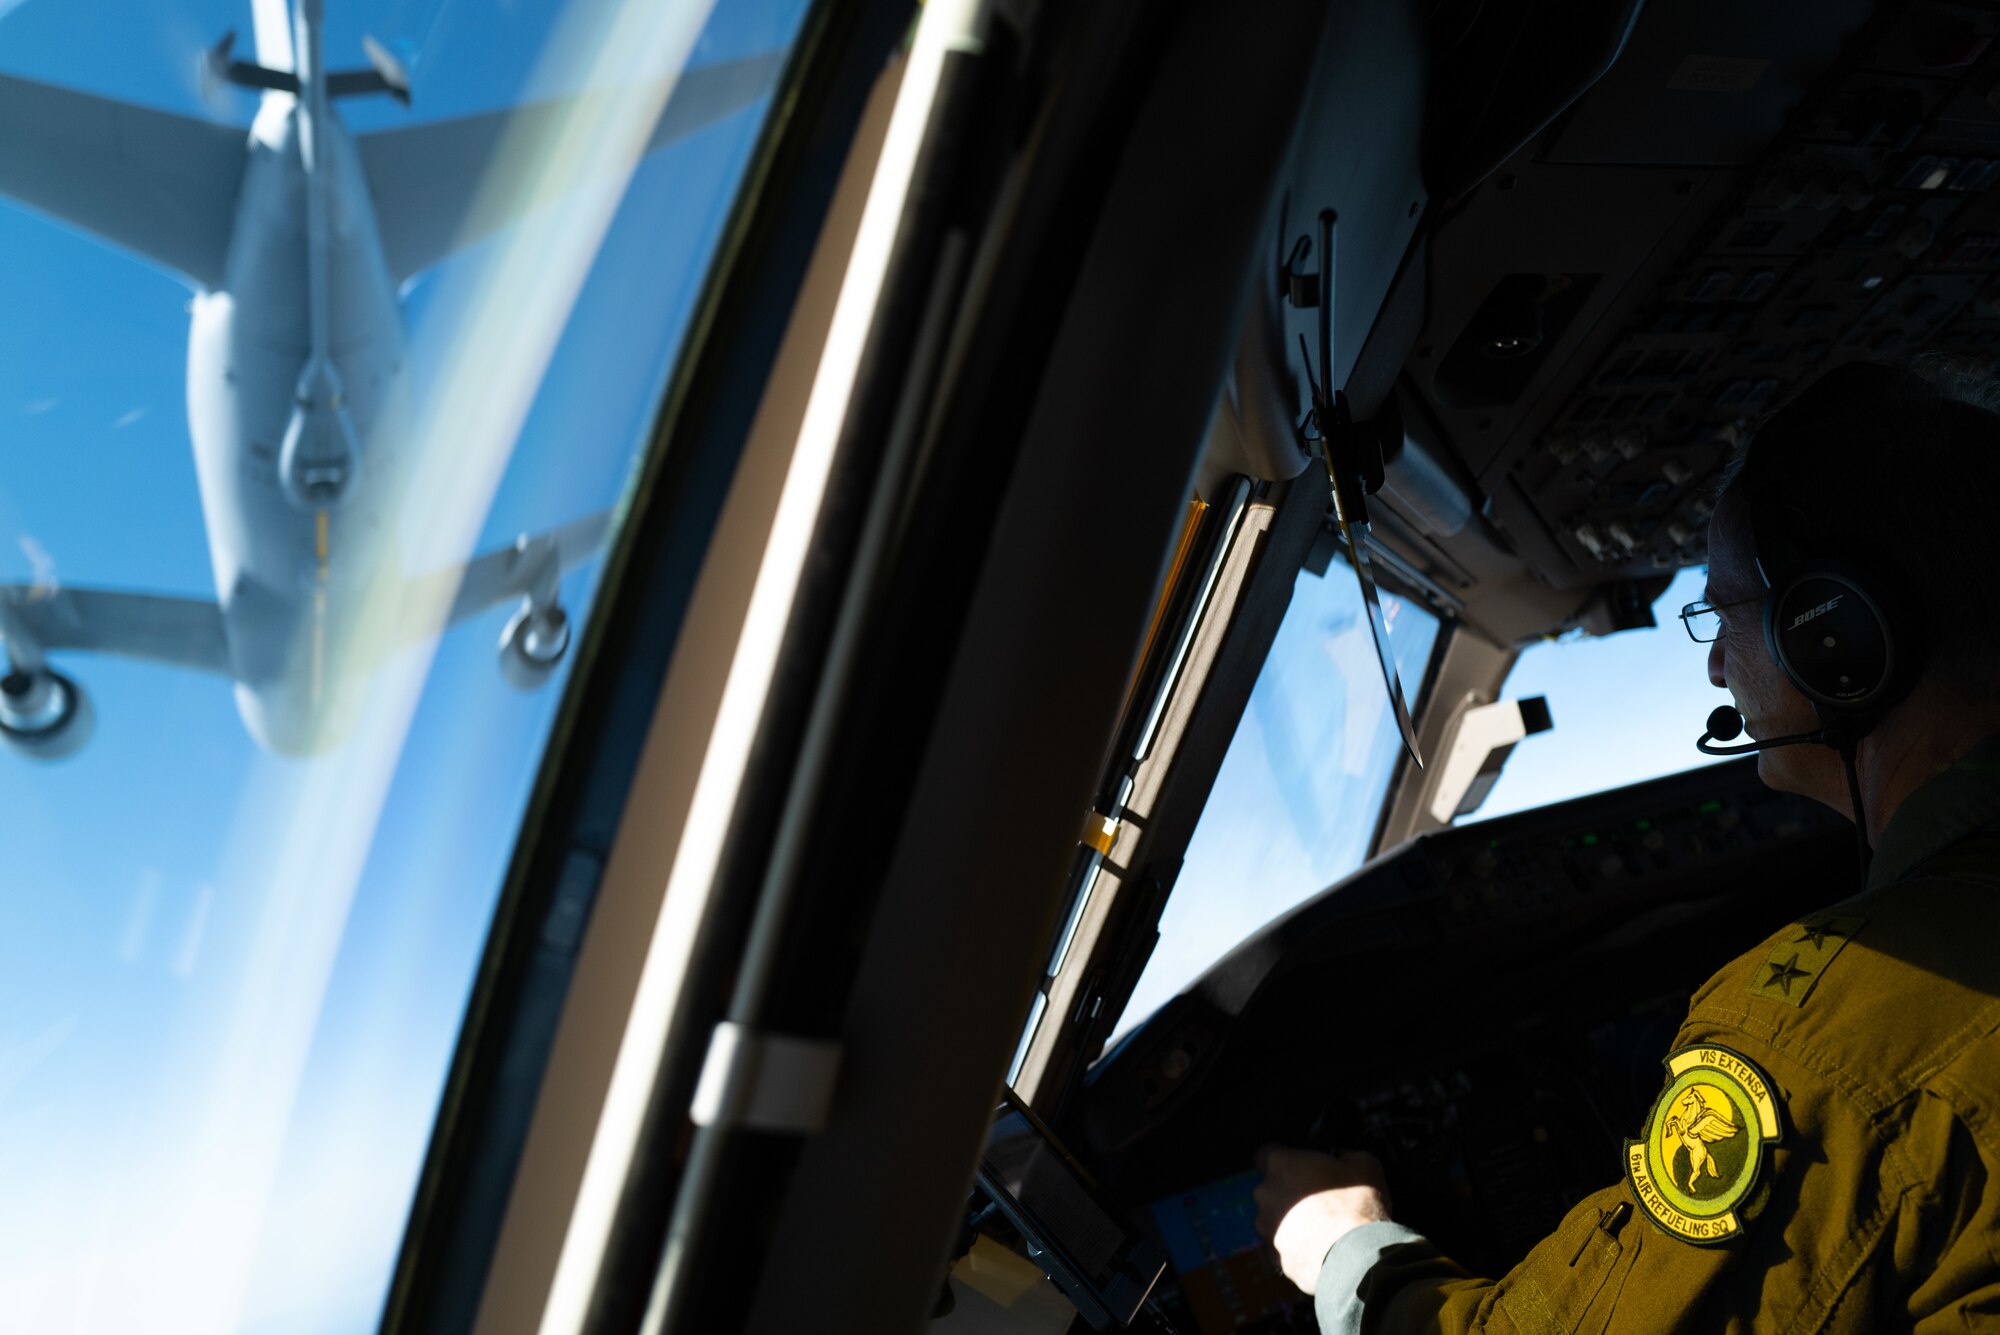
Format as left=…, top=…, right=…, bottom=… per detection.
left=1315, top=736, right=2000, bottom=1333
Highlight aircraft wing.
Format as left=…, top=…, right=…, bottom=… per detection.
left=0, top=585, right=232, bottom=675
left=357, top=50, right=785, bottom=282
left=391, top=510, right=614, bottom=651
left=444, top=510, right=613, bottom=626
left=0, top=73, right=246, bottom=290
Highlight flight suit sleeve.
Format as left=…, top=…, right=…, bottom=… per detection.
left=1888, top=1090, right=2000, bottom=1329
left=1302, top=845, right=2000, bottom=1331
left=1309, top=1022, right=1860, bottom=1333
left=1312, top=1221, right=1469, bottom=1335
left=1313, top=1182, right=1660, bottom=1335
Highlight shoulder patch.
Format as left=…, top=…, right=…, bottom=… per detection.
left=1625, top=1044, right=1782, bottom=1245
left=1748, top=913, right=1865, bottom=1007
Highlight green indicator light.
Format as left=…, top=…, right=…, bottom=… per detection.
left=1581, top=834, right=1599, bottom=846
left=1635, top=819, right=1651, bottom=831
left=1699, top=800, right=1723, bottom=814
left=1489, top=839, right=1500, bottom=849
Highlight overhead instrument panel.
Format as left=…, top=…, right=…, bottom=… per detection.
left=1414, top=0, right=2000, bottom=593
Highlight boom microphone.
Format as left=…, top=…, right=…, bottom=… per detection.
left=1695, top=705, right=1826, bottom=755
left=1697, top=705, right=1876, bottom=870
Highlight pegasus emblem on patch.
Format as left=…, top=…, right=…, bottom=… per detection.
left=1625, top=1045, right=1782, bottom=1245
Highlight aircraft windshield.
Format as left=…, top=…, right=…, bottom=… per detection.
left=0, top=2, right=808, bottom=1330
left=1471, top=567, right=1733, bottom=821
left=1114, top=560, right=1442, bottom=1038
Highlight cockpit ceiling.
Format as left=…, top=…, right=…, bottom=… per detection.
left=1403, top=0, right=2000, bottom=601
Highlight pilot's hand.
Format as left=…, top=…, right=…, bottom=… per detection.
left=1252, top=1145, right=1393, bottom=1296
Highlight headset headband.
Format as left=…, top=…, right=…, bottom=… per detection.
left=1736, top=408, right=1915, bottom=724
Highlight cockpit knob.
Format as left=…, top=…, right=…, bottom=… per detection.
left=1893, top=217, right=1936, bottom=259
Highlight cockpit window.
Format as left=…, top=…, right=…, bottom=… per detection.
left=1114, top=560, right=1442, bottom=1037
left=0, top=2, right=807, bottom=1328
left=1471, top=567, right=1731, bottom=823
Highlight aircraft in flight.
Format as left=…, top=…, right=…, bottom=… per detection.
left=0, top=0, right=777, bottom=758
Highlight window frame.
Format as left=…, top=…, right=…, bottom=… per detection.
left=1008, top=473, right=1358, bottom=1116
left=1093, top=524, right=1454, bottom=1057
left=376, top=3, right=910, bottom=1326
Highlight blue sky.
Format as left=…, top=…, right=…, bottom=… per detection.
left=1473, top=566, right=1730, bottom=821
left=1116, top=564, right=1731, bottom=1036
left=0, top=2, right=804, bottom=1330
left=1118, top=567, right=1440, bottom=1032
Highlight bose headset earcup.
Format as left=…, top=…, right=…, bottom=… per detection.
left=1761, top=559, right=1899, bottom=709
left=1742, top=413, right=1920, bottom=721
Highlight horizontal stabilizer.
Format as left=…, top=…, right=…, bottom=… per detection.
left=359, top=50, right=785, bottom=281
left=332, top=35, right=413, bottom=106
left=328, top=69, right=407, bottom=104
left=217, top=61, right=301, bottom=95
left=1, top=585, right=231, bottom=676
left=200, top=30, right=299, bottom=96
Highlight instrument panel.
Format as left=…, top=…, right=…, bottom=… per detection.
left=1478, top=1, right=2000, bottom=585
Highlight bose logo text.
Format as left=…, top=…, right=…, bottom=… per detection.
left=1787, top=596, right=1844, bottom=631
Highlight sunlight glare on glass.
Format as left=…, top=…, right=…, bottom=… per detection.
left=0, top=1, right=804, bottom=1330
left=1112, top=565, right=1440, bottom=1040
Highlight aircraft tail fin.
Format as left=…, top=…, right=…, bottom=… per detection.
left=203, top=28, right=409, bottom=105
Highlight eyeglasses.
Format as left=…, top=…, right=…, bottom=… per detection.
left=1679, top=597, right=1760, bottom=643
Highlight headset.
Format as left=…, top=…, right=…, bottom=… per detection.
left=1741, top=442, right=1923, bottom=738
left=1696, top=370, right=1939, bottom=868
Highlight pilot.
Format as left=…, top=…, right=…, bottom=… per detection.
left=1252, top=358, right=2000, bottom=1331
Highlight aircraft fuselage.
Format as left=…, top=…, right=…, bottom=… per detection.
left=187, top=92, right=408, bottom=755
left=0, top=0, right=696, bottom=759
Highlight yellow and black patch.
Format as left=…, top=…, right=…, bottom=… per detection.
left=1625, top=1045, right=1781, bottom=1245
left=1748, top=913, right=1865, bottom=1008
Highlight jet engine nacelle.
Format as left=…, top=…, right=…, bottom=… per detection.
left=499, top=601, right=572, bottom=690
left=0, top=667, right=96, bottom=761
